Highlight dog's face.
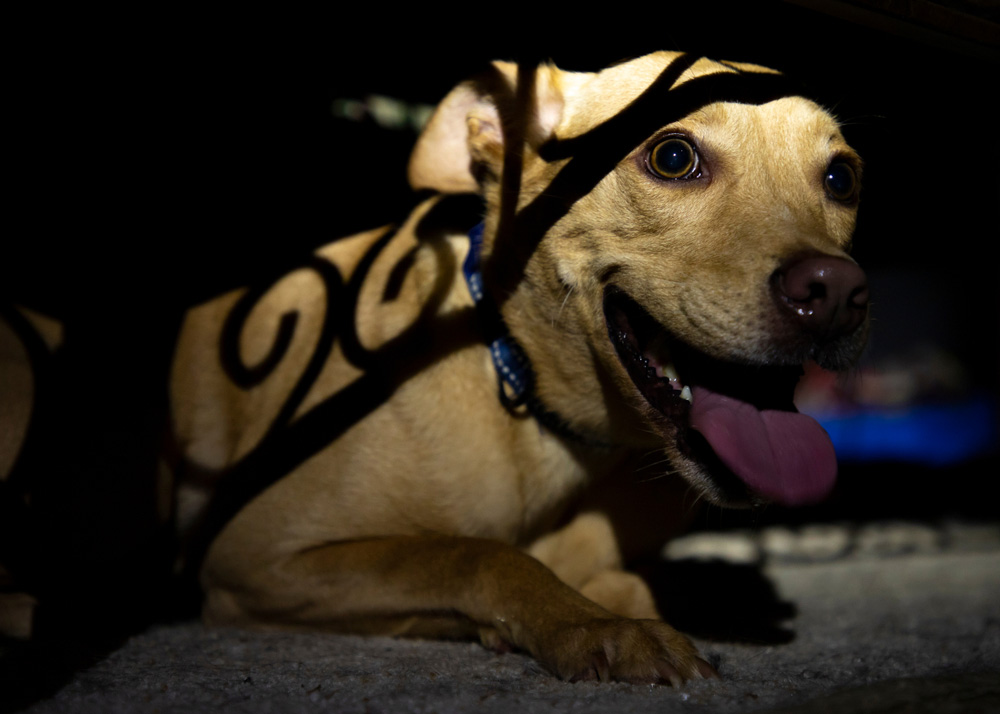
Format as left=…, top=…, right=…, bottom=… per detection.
left=411, top=52, right=868, bottom=509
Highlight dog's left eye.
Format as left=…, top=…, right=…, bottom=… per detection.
left=824, top=160, right=858, bottom=202
left=649, top=138, right=699, bottom=180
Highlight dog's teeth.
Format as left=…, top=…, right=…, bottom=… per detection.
left=655, top=362, right=682, bottom=388
left=680, top=386, right=692, bottom=402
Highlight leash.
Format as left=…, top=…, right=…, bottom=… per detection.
left=462, top=222, right=615, bottom=450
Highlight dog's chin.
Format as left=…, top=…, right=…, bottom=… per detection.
left=603, top=288, right=840, bottom=509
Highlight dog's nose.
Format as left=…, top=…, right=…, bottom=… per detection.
left=773, top=254, right=869, bottom=339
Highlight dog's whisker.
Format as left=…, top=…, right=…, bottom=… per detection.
left=554, top=285, right=575, bottom=327
left=635, top=456, right=674, bottom=474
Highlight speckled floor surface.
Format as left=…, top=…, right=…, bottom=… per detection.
left=6, top=522, right=1000, bottom=714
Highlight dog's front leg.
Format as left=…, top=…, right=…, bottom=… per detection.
left=203, top=535, right=715, bottom=684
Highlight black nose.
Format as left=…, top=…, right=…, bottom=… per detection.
left=773, top=254, right=869, bottom=339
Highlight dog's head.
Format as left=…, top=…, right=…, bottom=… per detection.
left=410, top=52, right=868, bottom=508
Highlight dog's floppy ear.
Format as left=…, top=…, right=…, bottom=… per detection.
left=408, top=61, right=566, bottom=194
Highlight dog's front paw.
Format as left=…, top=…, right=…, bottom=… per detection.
left=544, top=618, right=717, bottom=685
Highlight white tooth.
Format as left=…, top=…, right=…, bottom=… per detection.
left=662, top=363, right=679, bottom=382
left=680, top=385, right=692, bottom=402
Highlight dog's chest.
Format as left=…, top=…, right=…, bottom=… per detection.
left=374, top=352, right=605, bottom=544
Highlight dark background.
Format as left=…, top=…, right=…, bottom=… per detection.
left=2, top=0, right=998, bottom=635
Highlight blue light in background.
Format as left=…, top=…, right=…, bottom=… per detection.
left=808, top=394, right=998, bottom=466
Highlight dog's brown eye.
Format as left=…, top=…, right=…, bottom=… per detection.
left=649, top=138, right=699, bottom=179
left=824, top=160, right=858, bottom=202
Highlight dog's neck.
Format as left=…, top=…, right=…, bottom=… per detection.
left=463, top=223, right=613, bottom=450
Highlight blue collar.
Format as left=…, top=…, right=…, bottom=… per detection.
left=462, top=222, right=614, bottom=450
left=463, top=222, right=533, bottom=407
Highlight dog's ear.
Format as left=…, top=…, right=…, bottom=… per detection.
left=408, top=61, right=566, bottom=194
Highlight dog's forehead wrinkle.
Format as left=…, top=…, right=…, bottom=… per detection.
left=712, top=100, right=833, bottom=159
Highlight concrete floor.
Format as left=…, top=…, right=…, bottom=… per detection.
left=6, top=520, right=999, bottom=714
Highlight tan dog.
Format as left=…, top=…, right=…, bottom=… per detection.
left=169, top=52, right=868, bottom=684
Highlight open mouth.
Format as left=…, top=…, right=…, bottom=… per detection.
left=603, top=288, right=837, bottom=506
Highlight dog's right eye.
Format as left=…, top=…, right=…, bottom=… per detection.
left=649, top=138, right=699, bottom=180
left=824, top=160, right=859, bottom=202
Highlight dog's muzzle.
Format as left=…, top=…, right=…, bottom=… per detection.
left=603, top=282, right=868, bottom=507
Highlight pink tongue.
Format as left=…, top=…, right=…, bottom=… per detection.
left=690, top=386, right=837, bottom=505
